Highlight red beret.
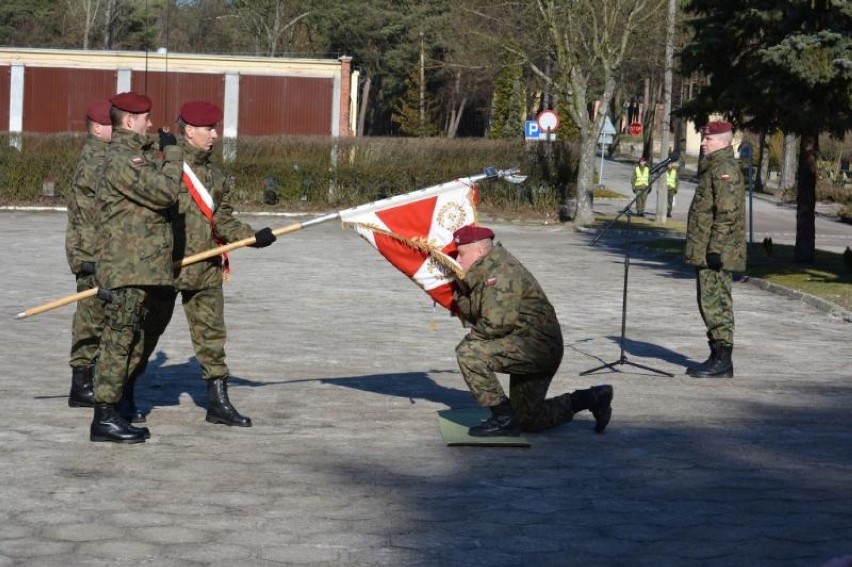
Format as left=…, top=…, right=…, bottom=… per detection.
left=701, top=121, right=732, bottom=135
left=109, top=92, right=151, bottom=114
left=179, top=101, right=223, bottom=127
left=453, top=225, right=495, bottom=246
left=86, top=100, right=112, bottom=126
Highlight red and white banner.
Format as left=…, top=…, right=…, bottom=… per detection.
left=338, top=178, right=479, bottom=310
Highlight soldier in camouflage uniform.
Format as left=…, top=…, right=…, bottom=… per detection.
left=451, top=225, right=613, bottom=437
left=124, top=101, right=277, bottom=427
left=65, top=101, right=112, bottom=408
left=89, top=92, right=184, bottom=444
left=684, top=120, right=746, bottom=378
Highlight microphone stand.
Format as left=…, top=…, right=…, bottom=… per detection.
left=580, top=155, right=678, bottom=377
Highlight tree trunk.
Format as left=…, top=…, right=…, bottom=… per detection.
left=794, top=131, right=817, bottom=264
left=357, top=74, right=371, bottom=138
left=780, top=132, right=799, bottom=202
left=654, top=0, right=677, bottom=222
left=447, top=97, right=466, bottom=139
left=573, top=130, right=597, bottom=226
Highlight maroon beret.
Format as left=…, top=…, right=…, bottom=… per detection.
left=179, top=101, right=223, bottom=127
left=109, top=92, right=151, bottom=114
left=701, top=121, right=732, bottom=135
left=86, top=100, right=112, bottom=126
left=453, top=225, right=495, bottom=246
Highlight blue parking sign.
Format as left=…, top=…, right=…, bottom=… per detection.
left=524, top=120, right=540, bottom=140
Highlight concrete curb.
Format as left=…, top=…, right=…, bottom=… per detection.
left=741, top=275, right=852, bottom=323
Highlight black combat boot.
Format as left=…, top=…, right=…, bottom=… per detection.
left=90, top=403, right=146, bottom=443
left=685, top=340, right=718, bottom=376
left=206, top=377, right=252, bottom=427
left=468, top=399, right=521, bottom=437
left=117, top=375, right=146, bottom=423
left=570, top=385, right=614, bottom=433
left=68, top=366, right=95, bottom=408
left=688, top=344, right=734, bottom=378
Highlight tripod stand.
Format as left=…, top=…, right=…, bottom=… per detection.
left=580, top=157, right=677, bottom=377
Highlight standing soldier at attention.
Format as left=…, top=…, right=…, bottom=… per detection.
left=65, top=100, right=112, bottom=408
left=684, top=121, right=746, bottom=378
left=632, top=156, right=651, bottom=216
left=124, top=101, right=277, bottom=428
left=89, top=92, right=183, bottom=444
left=665, top=161, right=679, bottom=218
left=451, top=224, right=613, bottom=437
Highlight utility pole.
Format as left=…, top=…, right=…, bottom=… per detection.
left=419, top=32, right=425, bottom=136
left=655, top=0, right=677, bottom=223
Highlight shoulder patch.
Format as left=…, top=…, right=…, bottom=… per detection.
left=130, top=156, right=144, bottom=166
left=485, top=277, right=497, bottom=287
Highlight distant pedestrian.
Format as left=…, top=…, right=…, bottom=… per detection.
left=632, top=157, right=651, bottom=216
left=65, top=100, right=112, bottom=409
left=451, top=224, right=613, bottom=437
left=665, top=161, right=679, bottom=218
left=684, top=120, right=746, bottom=378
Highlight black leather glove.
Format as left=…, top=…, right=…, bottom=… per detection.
left=252, top=227, right=276, bottom=248
left=79, top=261, right=96, bottom=277
left=706, top=253, right=723, bottom=271
left=158, top=128, right=177, bottom=150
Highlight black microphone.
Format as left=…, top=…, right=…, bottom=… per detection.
left=650, top=151, right=681, bottom=175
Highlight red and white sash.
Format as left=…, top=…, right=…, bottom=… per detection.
left=182, top=162, right=229, bottom=275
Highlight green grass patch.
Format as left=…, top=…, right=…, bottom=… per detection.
left=592, top=213, right=687, bottom=233
left=644, top=238, right=852, bottom=312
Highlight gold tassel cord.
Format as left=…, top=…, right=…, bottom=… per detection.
left=342, top=221, right=466, bottom=280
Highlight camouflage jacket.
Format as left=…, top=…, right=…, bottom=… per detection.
left=172, top=140, right=256, bottom=290
left=453, top=243, right=563, bottom=360
left=65, top=135, right=109, bottom=274
left=94, top=129, right=183, bottom=289
left=685, top=145, right=747, bottom=271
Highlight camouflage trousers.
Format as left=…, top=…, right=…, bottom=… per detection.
left=667, top=190, right=677, bottom=216
left=130, top=286, right=230, bottom=383
left=69, top=273, right=104, bottom=369
left=95, top=286, right=175, bottom=404
left=634, top=187, right=649, bottom=214
left=456, top=335, right=574, bottom=432
left=696, top=267, right=734, bottom=346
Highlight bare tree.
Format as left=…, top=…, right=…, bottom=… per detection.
left=65, top=0, right=103, bottom=49
left=232, top=0, right=312, bottom=56
left=489, top=0, right=663, bottom=225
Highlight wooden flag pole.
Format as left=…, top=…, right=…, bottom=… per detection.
left=15, top=212, right=341, bottom=320
left=15, top=166, right=524, bottom=320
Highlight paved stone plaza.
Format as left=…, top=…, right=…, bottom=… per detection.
left=1, top=195, right=850, bottom=566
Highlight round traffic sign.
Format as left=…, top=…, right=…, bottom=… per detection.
left=629, top=121, right=642, bottom=136
left=537, top=110, right=559, bottom=132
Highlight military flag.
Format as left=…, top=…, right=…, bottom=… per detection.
left=338, top=178, right=479, bottom=310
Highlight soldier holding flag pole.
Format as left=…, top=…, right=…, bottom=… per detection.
left=123, top=101, right=277, bottom=428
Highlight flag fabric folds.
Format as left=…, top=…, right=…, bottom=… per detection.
left=338, top=178, right=479, bottom=310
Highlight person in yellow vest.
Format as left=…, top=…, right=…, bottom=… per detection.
left=665, top=161, right=679, bottom=218
left=632, top=157, right=651, bottom=216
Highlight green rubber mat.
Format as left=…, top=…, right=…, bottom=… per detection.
left=437, top=408, right=531, bottom=447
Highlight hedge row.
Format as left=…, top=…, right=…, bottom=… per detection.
left=0, top=134, right=579, bottom=214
